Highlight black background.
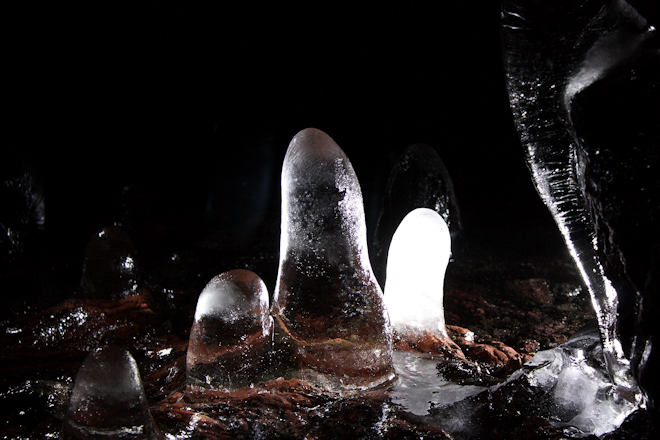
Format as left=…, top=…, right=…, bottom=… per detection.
left=6, top=2, right=567, bottom=295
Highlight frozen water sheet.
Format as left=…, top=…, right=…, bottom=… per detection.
left=61, top=345, right=162, bottom=439
left=384, top=208, right=451, bottom=336
left=272, top=127, right=395, bottom=393
left=187, top=269, right=273, bottom=391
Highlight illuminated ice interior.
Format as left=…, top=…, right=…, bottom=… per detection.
left=186, top=269, right=273, bottom=391
left=384, top=208, right=451, bottom=336
left=271, top=127, right=395, bottom=393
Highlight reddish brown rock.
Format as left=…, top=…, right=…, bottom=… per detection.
left=505, top=279, right=553, bottom=306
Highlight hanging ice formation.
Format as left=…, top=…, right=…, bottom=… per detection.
left=80, top=226, right=140, bottom=300
left=384, top=208, right=451, bottom=337
left=187, top=269, right=273, bottom=391
left=272, top=127, right=396, bottom=393
left=373, top=144, right=461, bottom=286
left=502, top=0, right=658, bottom=415
left=61, top=345, right=162, bottom=439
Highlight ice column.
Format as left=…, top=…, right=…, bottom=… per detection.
left=272, top=128, right=395, bottom=392
left=61, top=345, right=162, bottom=439
left=80, top=226, right=140, bottom=300
left=384, top=208, right=451, bottom=336
left=187, top=269, right=273, bottom=391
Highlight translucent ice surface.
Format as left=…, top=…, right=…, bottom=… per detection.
left=502, top=0, right=657, bottom=394
left=187, top=269, right=273, bottom=390
left=384, top=208, right=451, bottom=336
left=373, top=144, right=461, bottom=286
left=80, top=226, right=140, bottom=300
left=501, top=327, right=642, bottom=437
left=272, top=127, right=395, bottom=393
left=61, top=345, right=162, bottom=439
left=390, top=350, right=485, bottom=416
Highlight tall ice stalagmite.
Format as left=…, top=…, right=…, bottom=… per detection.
left=272, top=128, right=395, bottom=392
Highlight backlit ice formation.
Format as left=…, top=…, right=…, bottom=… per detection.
left=80, top=226, right=140, bottom=300
left=502, top=0, right=658, bottom=405
left=187, top=269, right=273, bottom=390
left=384, top=208, right=451, bottom=336
left=272, top=127, right=395, bottom=392
left=61, top=345, right=162, bottom=439
left=373, top=144, right=461, bottom=286
left=501, top=0, right=660, bottom=433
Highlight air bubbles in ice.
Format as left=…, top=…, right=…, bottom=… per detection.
left=80, top=226, right=140, bottom=300
left=186, top=269, right=273, bottom=391
left=384, top=208, right=451, bottom=336
left=272, top=128, right=395, bottom=392
left=61, top=345, right=161, bottom=439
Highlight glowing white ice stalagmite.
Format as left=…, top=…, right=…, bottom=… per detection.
left=384, top=208, right=451, bottom=337
left=186, top=269, right=273, bottom=391
left=61, top=345, right=162, bottom=439
left=272, top=127, right=395, bottom=393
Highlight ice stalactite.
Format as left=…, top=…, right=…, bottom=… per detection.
left=502, top=0, right=658, bottom=413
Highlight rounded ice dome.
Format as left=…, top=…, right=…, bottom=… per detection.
left=186, top=269, right=273, bottom=390
left=61, top=345, right=161, bottom=439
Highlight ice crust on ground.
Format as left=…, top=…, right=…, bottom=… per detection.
left=272, top=127, right=395, bottom=392
left=390, top=350, right=485, bottom=416
left=384, top=208, right=451, bottom=336
left=62, top=345, right=161, bottom=439
left=500, top=328, right=643, bottom=437
left=187, top=269, right=273, bottom=390
left=392, top=329, right=640, bottom=437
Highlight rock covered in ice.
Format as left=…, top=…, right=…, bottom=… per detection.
left=373, top=144, right=461, bottom=286
left=504, top=326, right=642, bottom=437
left=187, top=269, right=273, bottom=390
left=61, top=345, right=162, bottom=439
left=384, top=208, right=451, bottom=336
left=80, top=226, right=140, bottom=300
left=272, top=127, right=395, bottom=392
left=502, top=0, right=659, bottom=401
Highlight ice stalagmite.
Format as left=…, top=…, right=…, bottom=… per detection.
left=373, top=144, right=461, bottom=286
left=384, top=208, right=451, bottom=336
left=187, top=269, right=273, bottom=390
left=272, top=128, right=395, bottom=392
left=61, top=345, right=162, bottom=439
left=80, top=226, right=140, bottom=300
